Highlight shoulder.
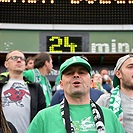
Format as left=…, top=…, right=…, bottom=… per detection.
left=52, top=89, right=64, bottom=98
left=23, top=69, right=33, bottom=75
left=100, top=106, right=113, bottom=114
left=0, top=71, right=9, bottom=77
left=0, top=72, right=9, bottom=80
left=102, top=83, right=111, bottom=90
left=0, top=72, right=9, bottom=84
left=8, top=121, right=18, bottom=133
left=23, top=69, right=34, bottom=82
left=90, top=88, right=104, bottom=94
left=100, top=107, right=118, bottom=123
left=96, top=93, right=111, bottom=107
left=100, top=106, right=119, bottom=123
left=55, top=89, right=64, bottom=95
left=27, top=81, right=42, bottom=90
left=100, top=107, right=125, bottom=132
left=97, top=93, right=110, bottom=100
left=36, top=104, right=60, bottom=117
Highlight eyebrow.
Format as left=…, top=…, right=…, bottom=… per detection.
left=127, top=63, right=133, bottom=66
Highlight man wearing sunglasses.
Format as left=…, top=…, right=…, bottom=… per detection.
left=0, top=50, right=46, bottom=133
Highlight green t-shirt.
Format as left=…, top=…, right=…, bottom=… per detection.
left=23, top=69, right=52, bottom=107
left=26, top=104, right=125, bottom=133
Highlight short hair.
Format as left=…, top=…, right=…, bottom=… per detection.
left=5, top=50, right=24, bottom=61
left=34, top=52, right=52, bottom=69
left=99, top=67, right=108, bottom=74
left=25, top=56, right=35, bottom=65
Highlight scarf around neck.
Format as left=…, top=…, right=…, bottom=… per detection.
left=60, top=98, right=106, bottom=133
left=109, top=85, right=123, bottom=119
left=33, top=68, right=52, bottom=100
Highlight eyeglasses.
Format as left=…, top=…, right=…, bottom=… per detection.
left=6, top=56, right=26, bottom=61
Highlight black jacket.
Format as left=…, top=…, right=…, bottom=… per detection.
left=0, top=121, right=18, bottom=133
left=0, top=75, right=46, bottom=122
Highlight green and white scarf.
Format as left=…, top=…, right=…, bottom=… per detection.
left=109, top=85, right=123, bottom=119
left=60, top=98, right=106, bottom=133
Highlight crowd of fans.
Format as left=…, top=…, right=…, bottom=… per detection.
left=0, top=50, right=133, bottom=133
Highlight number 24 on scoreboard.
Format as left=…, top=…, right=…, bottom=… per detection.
left=47, top=36, right=81, bottom=53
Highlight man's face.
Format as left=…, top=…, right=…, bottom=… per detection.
left=5, top=51, right=26, bottom=74
left=26, top=59, right=34, bottom=70
left=60, top=65, right=91, bottom=98
left=46, top=57, right=53, bottom=74
left=93, top=73, right=102, bottom=84
left=100, top=69, right=108, bottom=78
left=118, top=58, right=133, bottom=90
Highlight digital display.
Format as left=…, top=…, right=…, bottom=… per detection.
left=47, top=36, right=82, bottom=53
left=1, top=0, right=133, bottom=24
left=40, top=32, right=89, bottom=53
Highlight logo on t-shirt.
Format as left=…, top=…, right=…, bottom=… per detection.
left=2, top=82, right=30, bottom=107
left=73, top=116, right=96, bottom=132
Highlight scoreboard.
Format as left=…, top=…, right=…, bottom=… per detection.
left=47, top=36, right=82, bottom=52
left=1, top=30, right=133, bottom=53
left=0, top=0, right=133, bottom=24
left=40, top=32, right=88, bottom=53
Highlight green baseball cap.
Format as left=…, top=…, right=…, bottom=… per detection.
left=60, top=56, right=92, bottom=78
left=113, top=54, right=133, bottom=88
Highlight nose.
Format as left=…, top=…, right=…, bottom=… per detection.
left=73, top=72, right=80, bottom=78
left=17, top=57, right=22, bottom=61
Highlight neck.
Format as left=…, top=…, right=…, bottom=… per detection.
left=38, top=67, right=47, bottom=76
left=65, top=94, right=90, bottom=105
left=9, top=72, right=23, bottom=80
left=121, top=87, right=133, bottom=98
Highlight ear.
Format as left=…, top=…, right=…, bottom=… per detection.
left=60, top=80, right=64, bottom=90
left=115, top=70, right=122, bottom=79
left=4, top=61, right=8, bottom=69
left=90, top=78, right=93, bottom=84
left=44, top=60, right=48, bottom=67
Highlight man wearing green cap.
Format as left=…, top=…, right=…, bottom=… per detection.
left=27, top=56, right=125, bottom=133
left=97, top=54, right=133, bottom=133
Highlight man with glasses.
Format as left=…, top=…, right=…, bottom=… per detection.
left=97, top=54, right=133, bottom=133
left=0, top=50, right=46, bottom=133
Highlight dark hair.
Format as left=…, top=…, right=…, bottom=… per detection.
left=99, top=67, right=108, bottom=74
left=34, top=52, right=52, bottom=69
left=25, top=56, right=35, bottom=65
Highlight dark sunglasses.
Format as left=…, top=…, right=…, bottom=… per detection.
left=6, top=56, right=26, bottom=61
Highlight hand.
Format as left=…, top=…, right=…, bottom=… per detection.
left=107, top=76, right=112, bottom=83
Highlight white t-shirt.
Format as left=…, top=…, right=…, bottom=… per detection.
left=2, top=78, right=31, bottom=133
left=96, top=90, right=133, bottom=133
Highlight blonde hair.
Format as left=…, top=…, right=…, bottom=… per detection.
left=5, top=50, right=24, bottom=61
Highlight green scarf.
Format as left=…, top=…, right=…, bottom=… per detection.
left=109, top=85, right=123, bottom=119
left=33, top=68, right=52, bottom=107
